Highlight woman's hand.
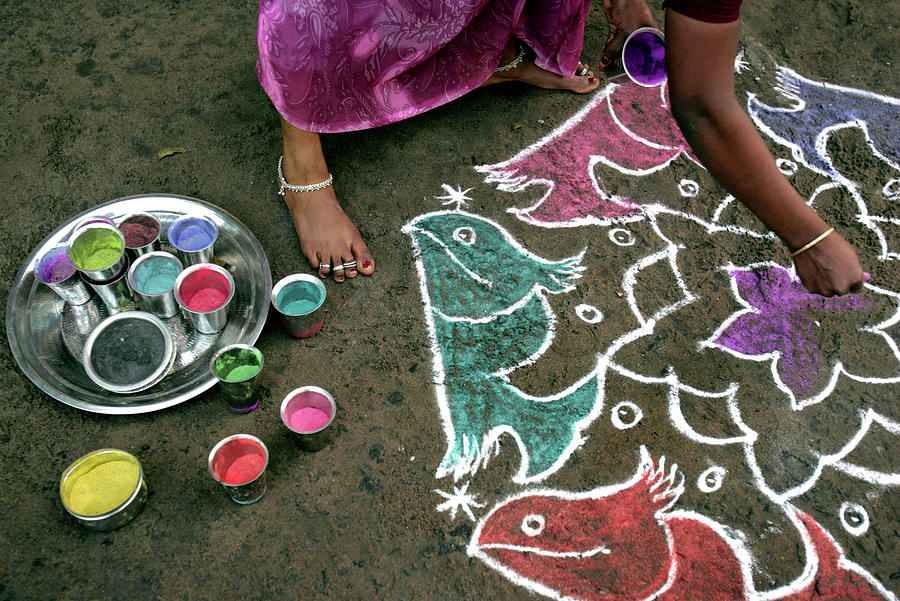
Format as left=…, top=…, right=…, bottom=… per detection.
left=792, top=230, right=869, bottom=296
left=599, top=0, right=659, bottom=69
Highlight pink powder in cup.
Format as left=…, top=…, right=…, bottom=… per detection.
left=280, top=387, right=336, bottom=451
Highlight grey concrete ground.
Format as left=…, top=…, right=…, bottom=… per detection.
left=1, top=1, right=898, bottom=600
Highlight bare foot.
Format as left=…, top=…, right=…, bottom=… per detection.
left=280, top=120, right=375, bottom=282
left=482, top=47, right=600, bottom=94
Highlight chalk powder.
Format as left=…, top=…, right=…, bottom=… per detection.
left=173, top=220, right=214, bottom=251
left=187, top=288, right=228, bottom=311
left=70, top=229, right=124, bottom=270
left=133, top=257, right=181, bottom=295
left=38, top=250, right=76, bottom=283
left=288, top=406, right=331, bottom=432
left=224, top=364, right=260, bottom=382
left=623, top=30, right=666, bottom=85
left=119, top=216, right=159, bottom=248
left=65, top=459, right=140, bottom=516
left=90, top=319, right=167, bottom=386
left=277, top=283, right=323, bottom=315
left=223, top=454, right=265, bottom=485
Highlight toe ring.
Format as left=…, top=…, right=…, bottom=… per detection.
left=318, top=263, right=330, bottom=270
left=342, top=261, right=357, bottom=270
left=576, top=65, right=589, bottom=76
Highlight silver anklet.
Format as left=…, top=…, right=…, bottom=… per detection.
left=494, top=45, right=525, bottom=73
left=277, top=155, right=333, bottom=195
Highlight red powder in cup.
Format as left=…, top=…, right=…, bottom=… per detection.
left=186, top=288, right=228, bottom=311
left=288, top=406, right=331, bottom=432
left=223, top=453, right=265, bottom=485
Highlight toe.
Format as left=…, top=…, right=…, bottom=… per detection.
left=316, top=256, right=331, bottom=279
left=341, top=256, right=358, bottom=279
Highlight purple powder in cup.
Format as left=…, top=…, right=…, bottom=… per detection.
left=623, top=30, right=666, bottom=86
left=37, top=248, right=77, bottom=283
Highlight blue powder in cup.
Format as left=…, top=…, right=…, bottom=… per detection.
left=133, top=256, right=181, bottom=295
left=170, top=218, right=216, bottom=251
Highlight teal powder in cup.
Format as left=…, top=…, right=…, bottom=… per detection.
left=132, top=255, right=181, bottom=295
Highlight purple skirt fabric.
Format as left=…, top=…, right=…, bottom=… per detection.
left=257, top=0, right=591, bottom=133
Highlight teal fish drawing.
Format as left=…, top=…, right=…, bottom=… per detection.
left=403, top=209, right=599, bottom=483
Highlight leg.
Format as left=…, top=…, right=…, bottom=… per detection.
left=279, top=118, right=375, bottom=282
left=481, top=42, right=601, bottom=94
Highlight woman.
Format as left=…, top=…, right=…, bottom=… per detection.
left=257, top=0, right=867, bottom=295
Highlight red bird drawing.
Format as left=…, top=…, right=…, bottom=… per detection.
left=469, top=448, right=891, bottom=601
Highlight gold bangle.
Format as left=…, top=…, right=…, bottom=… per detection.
left=790, top=227, right=835, bottom=257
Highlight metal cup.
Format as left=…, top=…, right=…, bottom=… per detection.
left=66, top=223, right=128, bottom=282
left=167, top=215, right=218, bottom=266
left=271, top=274, right=326, bottom=338
left=174, top=263, right=235, bottom=334
left=60, top=449, right=147, bottom=531
left=70, top=215, right=116, bottom=239
left=34, top=246, right=92, bottom=306
left=280, top=386, right=336, bottom=452
left=210, top=344, right=264, bottom=413
left=86, top=256, right=134, bottom=314
left=604, top=27, right=666, bottom=87
left=128, top=251, right=183, bottom=318
left=208, top=434, right=268, bottom=504
left=118, top=213, right=162, bottom=258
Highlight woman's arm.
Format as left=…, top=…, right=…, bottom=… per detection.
left=664, top=9, right=865, bottom=295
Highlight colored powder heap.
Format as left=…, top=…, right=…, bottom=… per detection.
left=66, top=459, right=140, bottom=515
left=278, top=284, right=322, bottom=315
left=91, top=319, right=167, bottom=385
left=134, top=259, right=181, bottom=295
left=224, top=364, right=260, bottom=382
left=223, top=453, right=265, bottom=485
left=288, top=406, right=331, bottom=432
left=175, top=222, right=213, bottom=251
left=40, top=253, right=76, bottom=283
left=71, top=230, right=124, bottom=271
left=119, top=218, right=159, bottom=248
left=624, top=31, right=665, bottom=84
left=186, top=288, right=228, bottom=311
left=281, top=297, right=320, bottom=315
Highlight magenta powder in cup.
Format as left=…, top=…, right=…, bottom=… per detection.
left=179, top=267, right=231, bottom=311
left=119, top=214, right=160, bottom=249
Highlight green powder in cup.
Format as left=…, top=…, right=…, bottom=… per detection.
left=70, top=229, right=124, bottom=270
left=224, top=364, right=261, bottom=382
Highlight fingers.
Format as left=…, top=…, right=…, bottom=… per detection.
left=600, top=30, right=627, bottom=69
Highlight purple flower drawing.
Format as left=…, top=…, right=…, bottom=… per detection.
left=708, top=265, right=900, bottom=403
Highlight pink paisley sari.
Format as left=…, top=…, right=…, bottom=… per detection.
left=257, top=0, right=591, bottom=132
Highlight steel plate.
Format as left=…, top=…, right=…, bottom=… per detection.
left=6, top=194, right=272, bottom=414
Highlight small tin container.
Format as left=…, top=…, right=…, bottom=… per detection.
left=128, top=251, right=183, bottom=319
left=118, top=213, right=162, bottom=258
left=167, top=215, right=218, bottom=266
left=271, top=274, right=326, bottom=338
left=60, top=448, right=147, bottom=530
left=34, top=246, right=92, bottom=306
left=280, top=386, right=336, bottom=451
left=82, top=311, right=176, bottom=394
left=86, top=255, right=134, bottom=314
left=210, top=344, right=265, bottom=413
left=604, top=27, right=666, bottom=87
left=174, top=263, right=235, bottom=334
left=66, top=223, right=128, bottom=282
left=208, top=434, right=269, bottom=504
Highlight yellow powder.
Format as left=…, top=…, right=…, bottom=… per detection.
left=65, top=459, right=140, bottom=516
